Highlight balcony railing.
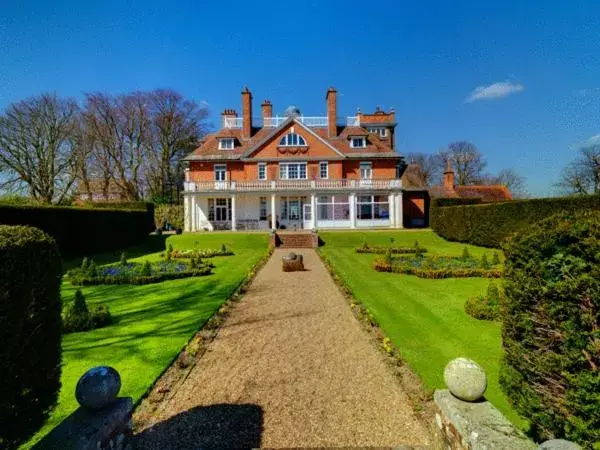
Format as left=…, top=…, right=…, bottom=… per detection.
left=346, top=116, right=360, bottom=126
left=223, top=117, right=244, bottom=128
left=263, top=116, right=328, bottom=127
left=184, top=179, right=402, bottom=193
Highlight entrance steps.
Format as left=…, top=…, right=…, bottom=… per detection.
left=271, top=231, right=318, bottom=248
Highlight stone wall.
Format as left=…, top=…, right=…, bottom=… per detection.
left=433, top=390, right=535, bottom=450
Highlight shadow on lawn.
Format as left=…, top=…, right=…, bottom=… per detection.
left=134, top=404, right=263, bottom=449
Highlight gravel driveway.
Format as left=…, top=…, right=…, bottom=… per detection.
left=134, top=249, right=430, bottom=448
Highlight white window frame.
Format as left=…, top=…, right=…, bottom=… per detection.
left=359, top=162, right=372, bottom=179
left=350, top=136, right=367, bottom=148
left=319, top=161, right=328, bottom=179
left=279, top=133, right=307, bottom=147
left=279, top=162, right=307, bottom=180
left=367, top=127, right=388, bottom=138
left=214, top=164, right=227, bottom=181
left=258, top=162, right=267, bottom=180
left=218, top=138, right=235, bottom=150
left=259, top=196, right=267, bottom=220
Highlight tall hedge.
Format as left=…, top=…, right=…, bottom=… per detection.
left=500, top=211, right=600, bottom=447
left=0, top=226, right=62, bottom=449
left=431, top=195, right=600, bottom=248
left=154, top=204, right=184, bottom=229
left=0, top=203, right=154, bottom=256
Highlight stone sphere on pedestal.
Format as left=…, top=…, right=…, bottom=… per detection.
left=443, top=357, right=487, bottom=402
left=75, top=366, right=121, bottom=409
left=539, top=439, right=581, bottom=450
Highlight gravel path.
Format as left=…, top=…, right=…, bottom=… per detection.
left=134, top=249, right=430, bottom=448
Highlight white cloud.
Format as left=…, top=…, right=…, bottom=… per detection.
left=584, top=134, right=600, bottom=146
left=464, top=81, right=524, bottom=103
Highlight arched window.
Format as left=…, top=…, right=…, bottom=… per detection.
left=279, top=133, right=306, bottom=147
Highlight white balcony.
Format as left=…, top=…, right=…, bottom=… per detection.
left=263, top=116, right=328, bottom=127
left=346, top=116, right=360, bottom=126
left=184, top=178, right=402, bottom=193
left=223, top=117, right=244, bottom=128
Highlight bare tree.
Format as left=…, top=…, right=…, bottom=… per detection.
left=0, top=93, right=80, bottom=203
left=82, top=92, right=151, bottom=201
left=405, top=152, right=444, bottom=187
left=555, top=144, right=600, bottom=195
left=478, top=168, right=528, bottom=198
left=439, top=141, right=486, bottom=185
left=145, top=89, right=209, bottom=202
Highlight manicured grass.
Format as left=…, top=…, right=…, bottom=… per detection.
left=27, top=232, right=269, bottom=447
left=318, top=230, right=526, bottom=429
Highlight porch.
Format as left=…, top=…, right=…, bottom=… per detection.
left=184, top=192, right=404, bottom=231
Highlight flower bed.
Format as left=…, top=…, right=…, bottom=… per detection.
left=164, top=247, right=234, bottom=259
left=68, top=259, right=213, bottom=285
left=373, top=255, right=502, bottom=279
left=356, top=246, right=428, bottom=254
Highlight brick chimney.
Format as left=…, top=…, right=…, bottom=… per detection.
left=326, top=87, right=337, bottom=138
left=443, top=159, right=455, bottom=189
left=221, top=109, right=238, bottom=128
left=261, top=100, right=272, bottom=124
left=241, top=86, right=253, bottom=139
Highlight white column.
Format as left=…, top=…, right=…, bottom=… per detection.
left=388, top=193, right=395, bottom=228
left=271, top=194, right=277, bottom=229
left=191, top=196, right=197, bottom=231
left=310, top=193, right=317, bottom=230
left=349, top=192, right=357, bottom=229
left=395, top=192, right=404, bottom=228
left=231, top=195, right=237, bottom=231
left=184, top=196, right=190, bottom=232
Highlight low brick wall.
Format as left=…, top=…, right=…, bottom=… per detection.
left=35, top=397, right=133, bottom=450
left=434, top=390, right=535, bottom=449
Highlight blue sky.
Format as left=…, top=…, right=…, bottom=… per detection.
left=1, top=1, right=599, bottom=196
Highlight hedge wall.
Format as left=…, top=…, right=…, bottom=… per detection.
left=0, top=204, right=154, bottom=256
left=0, top=226, right=62, bottom=449
left=430, top=195, right=600, bottom=248
left=500, top=211, right=600, bottom=447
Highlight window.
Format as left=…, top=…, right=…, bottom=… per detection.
left=279, top=133, right=307, bottom=147
left=367, top=127, right=388, bottom=138
left=259, top=197, right=267, bottom=220
left=214, top=164, right=226, bottom=181
left=396, top=162, right=403, bottom=179
left=350, top=137, right=367, bottom=148
left=359, top=162, right=372, bottom=179
left=279, top=162, right=307, bottom=179
left=208, top=198, right=231, bottom=221
left=319, top=161, right=328, bottom=179
left=258, top=162, right=267, bottom=180
left=218, top=138, right=235, bottom=150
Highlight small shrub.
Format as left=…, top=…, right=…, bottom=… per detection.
left=361, top=241, right=369, bottom=250
left=383, top=248, right=393, bottom=265
left=140, top=260, right=152, bottom=276
left=465, top=282, right=501, bottom=321
left=462, top=246, right=471, bottom=260
left=220, top=243, right=227, bottom=253
left=166, top=243, right=173, bottom=261
left=62, top=290, right=91, bottom=332
left=481, top=253, right=490, bottom=270
left=81, top=257, right=90, bottom=271
left=120, top=252, right=127, bottom=266
left=492, top=252, right=500, bottom=266
left=87, top=260, right=98, bottom=277
left=90, top=305, right=111, bottom=329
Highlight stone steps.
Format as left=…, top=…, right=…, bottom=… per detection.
left=271, top=232, right=318, bottom=248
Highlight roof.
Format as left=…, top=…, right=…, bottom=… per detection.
left=183, top=118, right=401, bottom=161
left=429, top=185, right=460, bottom=198
left=401, top=163, right=426, bottom=189
left=455, top=185, right=512, bottom=202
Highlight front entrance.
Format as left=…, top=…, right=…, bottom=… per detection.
left=280, top=196, right=306, bottom=229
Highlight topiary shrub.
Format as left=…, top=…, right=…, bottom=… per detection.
left=62, top=289, right=112, bottom=333
left=465, top=282, right=501, bottom=321
left=500, top=211, right=600, bottom=447
left=0, top=225, right=62, bottom=448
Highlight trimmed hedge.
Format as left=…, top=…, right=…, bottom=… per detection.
left=0, top=203, right=155, bottom=256
left=500, top=211, right=600, bottom=447
left=431, top=195, right=600, bottom=248
left=154, top=204, right=184, bottom=230
left=355, top=246, right=428, bottom=254
left=0, top=226, right=62, bottom=449
left=431, top=197, right=482, bottom=207
left=373, top=260, right=502, bottom=279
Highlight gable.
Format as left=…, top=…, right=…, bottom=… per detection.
left=244, top=120, right=344, bottom=160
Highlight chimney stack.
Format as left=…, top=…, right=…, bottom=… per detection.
left=443, top=159, right=455, bottom=189
left=326, top=87, right=337, bottom=138
left=241, top=86, right=253, bottom=139
left=261, top=100, right=273, bottom=124
left=221, top=109, right=238, bottom=128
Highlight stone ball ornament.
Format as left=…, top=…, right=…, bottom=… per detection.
left=75, top=366, right=121, bottom=409
left=443, top=357, right=487, bottom=402
left=539, top=440, right=581, bottom=450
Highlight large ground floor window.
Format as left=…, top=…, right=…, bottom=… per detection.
left=316, top=195, right=350, bottom=220
left=280, top=196, right=308, bottom=221
left=356, top=195, right=389, bottom=220
left=208, top=198, right=232, bottom=221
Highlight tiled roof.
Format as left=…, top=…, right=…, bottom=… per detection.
left=455, top=185, right=512, bottom=202
left=401, top=163, right=426, bottom=189
left=429, top=185, right=459, bottom=198
left=184, top=119, right=400, bottom=161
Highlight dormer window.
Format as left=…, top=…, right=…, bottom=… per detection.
left=350, top=136, right=367, bottom=148
left=218, top=138, right=235, bottom=150
left=279, top=133, right=307, bottom=147
left=367, top=127, right=388, bottom=138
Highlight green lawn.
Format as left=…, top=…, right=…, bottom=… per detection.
left=318, top=229, right=526, bottom=429
left=27, top=232, right=269, bottom=447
